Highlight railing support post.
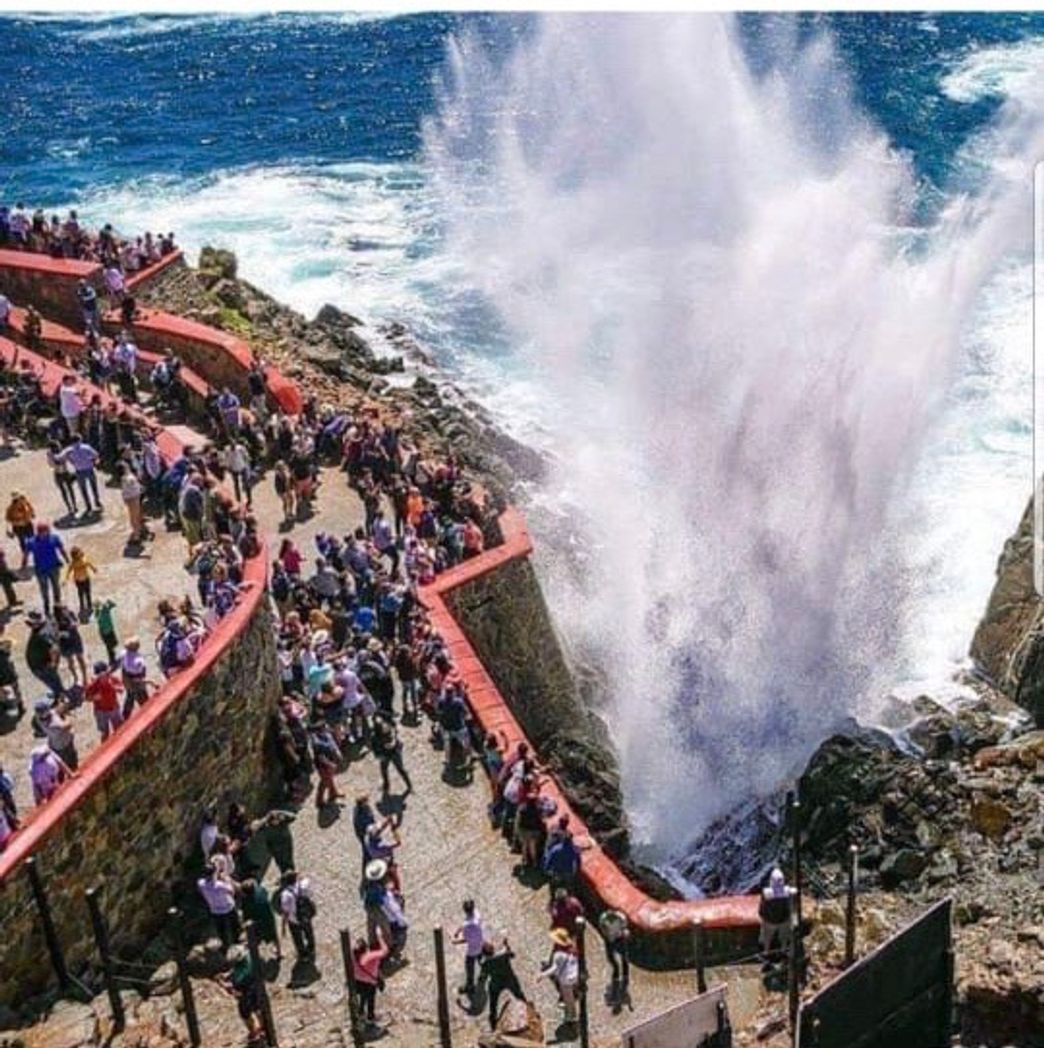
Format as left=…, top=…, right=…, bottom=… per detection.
left=576, top=917, right=591, bottom=1048
left=168, top=907, right=201, bottom=1046
left=85, top=887, right=124, bottom=1031
left=339, top=929, right=365, bottom=1048
left=844, top=845, right=859, bottom=969
left=433, top=926, right=452, bottom=1048
left=25, top=856, right=70, bottom=991
left=694, top=918, right=708, bottom=995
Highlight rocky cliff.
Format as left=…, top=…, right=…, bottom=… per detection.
left=971, top=496, right=1044, bottom=727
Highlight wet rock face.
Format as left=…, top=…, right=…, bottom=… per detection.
left=971, top=498, right=1044, bottom=727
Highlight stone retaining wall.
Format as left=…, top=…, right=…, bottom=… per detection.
left=0, top=251, right=102, bottom=329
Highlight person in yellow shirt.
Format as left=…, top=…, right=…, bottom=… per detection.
left=65, top=546, right=97, bottom=617
left=5, top=491, right=35, bottom=570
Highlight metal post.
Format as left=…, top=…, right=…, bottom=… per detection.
left=716, top=998, right=731, bottom=1047
left=245, top=920, right=278, bottom=1047
left=25, top=856, right=70, bottom=990
left=789, top=795, right=803, bottom=933
left=169, top=907, right=201, bottom=1046
left=694, top=918, right=708, bottom=995
left=85, top=887, right=124, bottom=1031
left=576, top=917, right=590, bottom=1048
left=339, top=929, right=365, bottom=1048
left=433, top=926, right=452, bottom=1048
left=844, top=845, right=859, bottom=968
left=788, top=906, right=801, bottom=1037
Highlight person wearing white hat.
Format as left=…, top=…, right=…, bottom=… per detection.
left=758, top=867, right=795, bottom=961
left=28, top=743, right=72, bottom=805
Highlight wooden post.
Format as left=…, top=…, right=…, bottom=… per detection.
left=694, top=918, right=708, bottom=995
left=339, top=929, right=365, bottom=1048
left=245, top=920, right=278, bottom=1047
left=433, top=926, right=452, bottom=1048
left=85, top=887, right=124, bottom=1031
left=168, top=907, right=201, bottom=1047
left=576, top=917, right=590, bottom=1048
left=844, top=845, right=859, bottom=969
left=25, top=857, right=70, bottom=991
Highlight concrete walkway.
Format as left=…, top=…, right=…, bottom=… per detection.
left=0, top=443, right=194, bottom=814
left=244, top=468, right=762, bottom=1046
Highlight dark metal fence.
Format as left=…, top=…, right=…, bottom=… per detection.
left=796, top=898, right=953, bottom=1048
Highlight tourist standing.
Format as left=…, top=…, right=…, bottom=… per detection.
left=119, top=636, right=151, bottom=718
left=95, top=598, right=119, bottom=666
left=28, top=743, right=73, bottom=805
left=279, top=869, right=317, bottom=962
left=6, top=490, right=36, bottom=570
left=85, top=661, right=124, bottom=740
left=479, top=937, right=526, bottom=1031
left=59, top=436, right=104, bottom=514
left=351, top=929, right=389, bottom=1028
left=452, top=899, right=486, bottom=997
left=24, top=611, right=65, bottom=698
left=598, top=908, right=631, bottom=995
left=47, top=441, right=79, bottom=517
left=65, top=546, right=97, bottom=616
left=26, top=522, right=68, bottom=615
left=197, top=862, right=240, bottom=948
left=541, top=928, right=580, bottom=1026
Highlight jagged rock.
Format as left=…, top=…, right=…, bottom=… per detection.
left=198, top=246, right=238, bottom=280
left=316, top=303, right=363, bottom=329
left=970, top=797, right=1013, bottom=840
left=975, top=730, right=1044, bottom=770
left=971, top=497, right=1044, bottom=727
left=185, top=938, right=229, bottom=978
left=879, top=848, right=927, bottom=886
left=147, top=961, right=179, bottom=996
left=210, top=278, right=246, bottom=312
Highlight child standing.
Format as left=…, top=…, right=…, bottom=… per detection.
left=65, top=546, right=97, bottom=616
left=95, top=598, right=119, bottom=666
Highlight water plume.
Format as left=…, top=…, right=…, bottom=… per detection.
left=424, top=13, right=1043, bottom=853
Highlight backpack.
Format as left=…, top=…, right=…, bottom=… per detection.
left=158, top=629, right=181, bottom=672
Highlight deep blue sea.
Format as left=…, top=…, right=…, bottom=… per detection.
left=2, top=12, right=1042, bottom=846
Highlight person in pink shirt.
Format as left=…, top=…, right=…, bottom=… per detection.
left=352, top=927, right=389, bottom=1027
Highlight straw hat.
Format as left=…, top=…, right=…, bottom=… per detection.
left=549, top=928, right=574, bottom=949
left=365, top=859, right=388, bottom=882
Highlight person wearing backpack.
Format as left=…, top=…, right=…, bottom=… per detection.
left=279, top=869, right=317, bottom=962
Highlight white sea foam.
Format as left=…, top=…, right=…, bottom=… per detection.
left=424, top=13, right=1044, bottom=852
left=942, top=38, right=1044, bottom=103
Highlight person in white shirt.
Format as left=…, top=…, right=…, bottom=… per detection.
left=452, top=899, right=486, bottom=996
left=58, top=376, right=83, bottom=435
left=279, top=869, right=316, bottom=960
left=223, top=441, right=253, bottom=506
left=197, top=862, right=240, bottom=948
left=541, top=928, right=580, bottom=1024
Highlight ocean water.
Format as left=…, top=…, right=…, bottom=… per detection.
left=2, top=12, right=1040, bottom=854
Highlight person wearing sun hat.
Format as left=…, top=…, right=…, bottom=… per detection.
left=541, top=927, right=580, bottom=1024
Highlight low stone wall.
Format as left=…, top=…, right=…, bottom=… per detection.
left=111, top=306, right=303, bottom=415
left=0, top=250, right=102, bottom=329
left=0, top=594, right=279, bottom=1008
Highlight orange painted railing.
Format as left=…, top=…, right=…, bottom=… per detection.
left=420, top=508, right=760, bottom=938
left=0, top=338, right=267, bottom=881
left=124, top=248, right=183, bottom=291
left=0, top=249, right=100, bottom=280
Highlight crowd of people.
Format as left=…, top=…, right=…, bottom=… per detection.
left=0, top=204, right=176, bottom=273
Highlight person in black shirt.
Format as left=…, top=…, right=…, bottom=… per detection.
left=479, top=938, right=526, bottom=1031
left=371, top=713, right=412, bottom=796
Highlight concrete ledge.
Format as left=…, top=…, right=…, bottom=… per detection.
left=5, top=307, right=212, bottom=420
left=0, top=338, right=267, bottom=884
left=0, top=250, right=100, bottom=280
left=108, top=307, right=304, bottom=416
left=124, top=249, right=184, bottom=292
left=0, top=251, right=102, bottom=329
left=421, top=507, right=761, bottom=964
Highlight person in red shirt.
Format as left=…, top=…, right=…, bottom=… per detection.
left=85, top=660, right=124, bottom=739
left=549, top=888, right=584, bottom=938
